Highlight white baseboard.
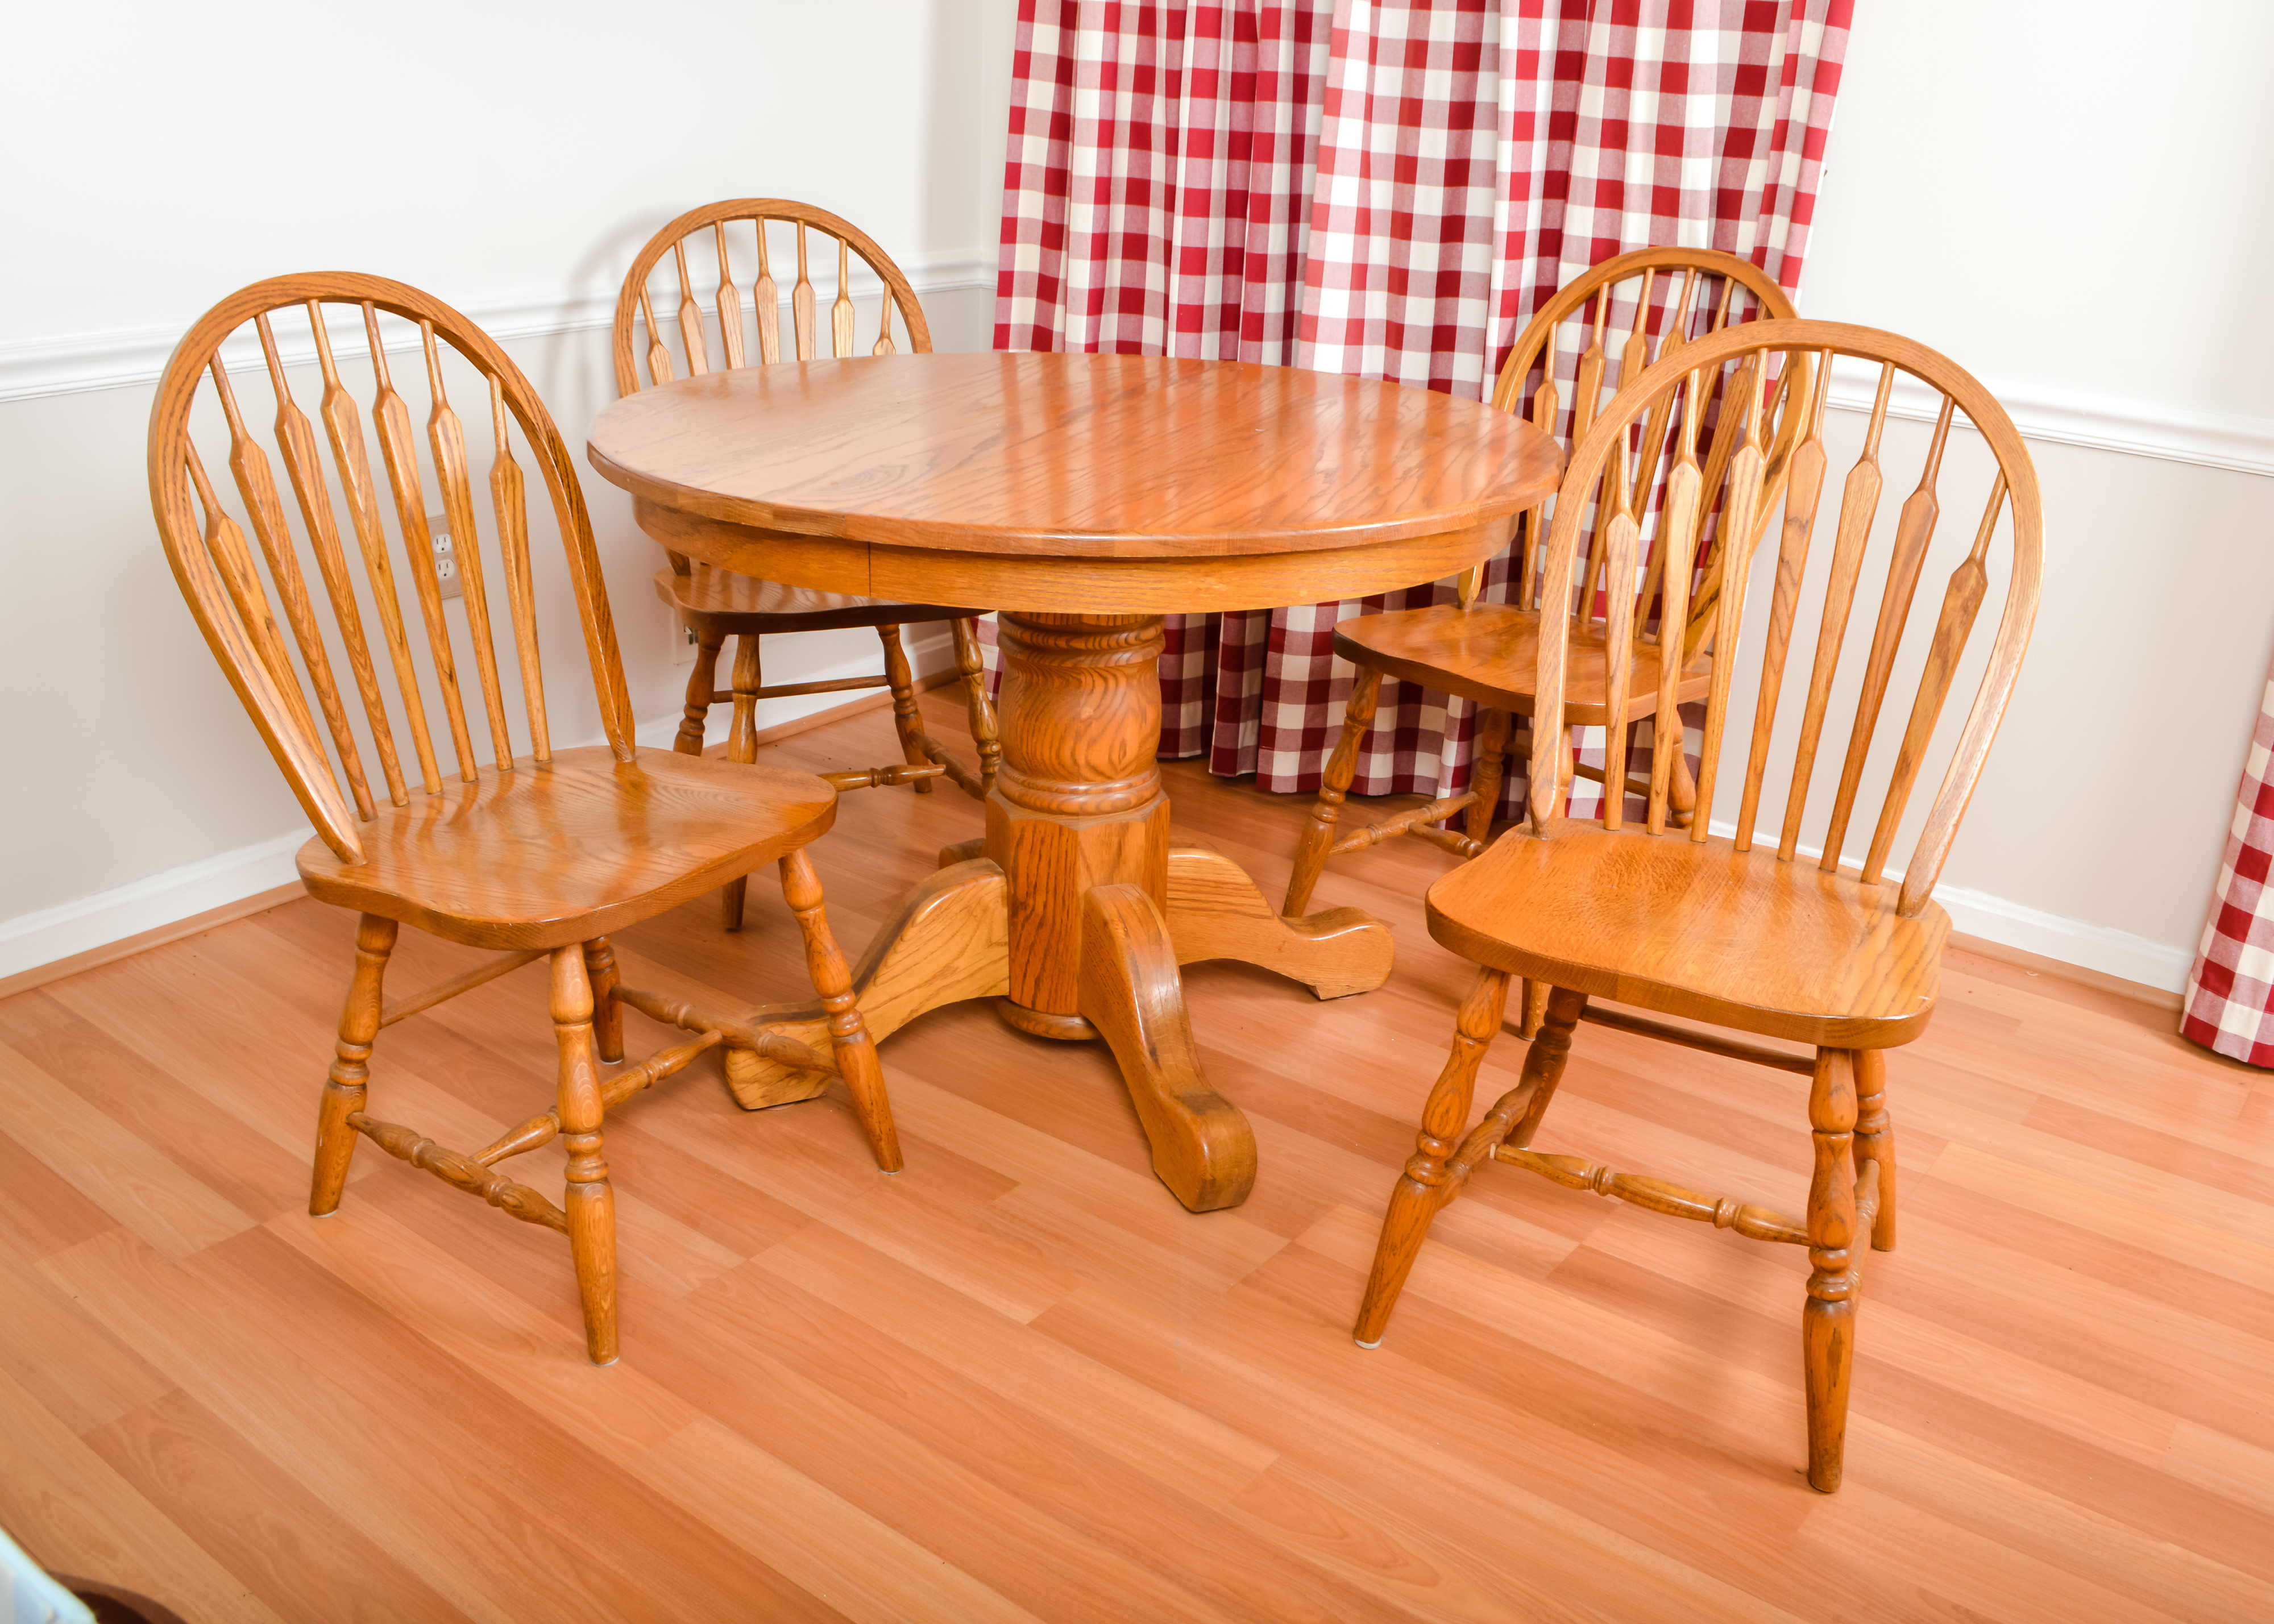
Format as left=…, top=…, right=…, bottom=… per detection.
left=0, top=830, right=308, bottom=983
left=1933, top=881, right=2190, bottom=994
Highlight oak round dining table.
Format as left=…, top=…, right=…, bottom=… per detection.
left=586, top=350, right=1561, bottom=1212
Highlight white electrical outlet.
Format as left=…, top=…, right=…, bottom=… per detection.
left=670, top=612, right=698, bottom=666
left=428, top=512, right=462, bottom=600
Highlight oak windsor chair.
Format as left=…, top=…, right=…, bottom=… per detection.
left=150, top=273, right=903, bottom=1364
left=1283, top=250, right=1805, bottom=997
left=1351, top=319, right=2042, bottom=1492
left=614, top=199, right=1001, bottom=929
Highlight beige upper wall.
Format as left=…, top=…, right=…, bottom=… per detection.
left=1806, top=0, right=2274, bottom=423
left=0, top=0, right=1020, bottom=932
left=1794, top=0, right=2274, bottom=971
left=0, top=0, right=1016, bottom=344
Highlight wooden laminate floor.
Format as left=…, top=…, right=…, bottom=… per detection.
left=3, top=690, right=2271, bottom=1622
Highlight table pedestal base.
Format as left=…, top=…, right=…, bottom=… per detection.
left=720, top=844, right=1391, bottom=1211
left=717, top=611, right=1391, bottom=1212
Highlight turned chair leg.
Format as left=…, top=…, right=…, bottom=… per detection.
left=553, top=944, right=619, bottom=1364
left=878, top=625, right=933, bottom=794
left=310, top=913, right=397, bottom=1216
left=675, top=624, right=724, bottom=755
left=720, top=634, right=763, bottom=932
left=1514, top=978, right=1550, bottom=1040
left=1354, top=967, right=1513, bottom=1346
left=1505, top=985, right=1586, bottom=1151
left=952, top=616, right=1002, bottom=798
left=1465, top=707, right=1512, bottom=846
left=1666, top=712, right=1699, bottom=829
left=779, top=848, right=903, bottom=1173
left=1804, top=1048, right=1861, bottom=1492
left=1285, top=664, right=1383, bottom=917
left=583, top=937, right=624, bottom=1064
left=1852, top=1048, right=1897, bottom=1251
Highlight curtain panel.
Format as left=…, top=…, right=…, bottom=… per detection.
left=2182, top=653, right=2274, bottom=1067
left=993, top=0, right=1852, bottom=812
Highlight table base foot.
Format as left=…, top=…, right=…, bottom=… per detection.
left=1163, top=842, right=1395, bottom=999
left=723, top=858, right=1009, bottom=1110
left=1077, top=884, right=1258, bottom=1212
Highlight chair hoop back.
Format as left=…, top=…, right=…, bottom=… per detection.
left=1528, top=319, right=2043, bottom=919
left=1484, top=247, right=1806, bottom=632
left=611, top=198, right=933, bottom=396
left=148, top=272, right=635, bottom=867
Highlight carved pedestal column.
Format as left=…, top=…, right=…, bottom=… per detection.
left=987, top=612, right=1172, bottom=1038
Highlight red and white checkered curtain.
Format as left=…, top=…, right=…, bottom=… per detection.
left=993, top=0, right=1852, bottom=806
left=2182, top=655, right=2274, bottom=1066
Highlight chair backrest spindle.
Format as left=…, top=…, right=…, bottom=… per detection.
left=715, top=227, right=747, bottom=370
left=486, top=374, right=551, bottom=763
left=670, top=240, right=711, bottom=377
left=1644, top=367, right=1705, bottom=836
left=792, top=223, right=816, bottom=360
left=1779, top=362, right=1897, bottom=862
left=312, top=305, right=443, bottom=796
left=1819, top=398, right=1956, bottom=869
left=257, top=310, right=407, bottom=808
left=1733, top=351, right=1832, bottom=851
left=421, top=322, right=517, bottom=774
left=364, top=302, right=479, bottom=786
left=1687, top=363, right=1771, bottom=841
left=832, top=238, right=857, bottom=358
left=209, top=350, right=375, bottom=819
left=752, top=220, right=781, bottom=364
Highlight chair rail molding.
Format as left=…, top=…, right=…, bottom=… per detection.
left=1824, top=354, right=2274, bottom=479
left=0, top=254, right=997, bottom=403
left=0, top=829, right=309, bottom=985
left=14, top=285, right=2267, bottom=480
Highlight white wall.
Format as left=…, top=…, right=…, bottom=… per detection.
left=1794, top=0, right=2274, bottom=985
left=4, top=0, right=2267, bottom=994
left=0, top=0, right=1021, bottom=971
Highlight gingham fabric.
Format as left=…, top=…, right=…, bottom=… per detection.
left=2182, top=658, right=2274, bottom=1067
left=992, top=0, right=1851, bottom=812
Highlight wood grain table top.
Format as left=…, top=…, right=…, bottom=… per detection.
left=585, top=351, right=1560, bottom=560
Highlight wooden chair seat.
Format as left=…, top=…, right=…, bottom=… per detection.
left=655, top=563, right=978, bottom=633
left=1333, top=604, right=1710, bottom=726
left=297, top=747, right=836, bottom=950
left=1426, top=823, right=1950, bottom=1048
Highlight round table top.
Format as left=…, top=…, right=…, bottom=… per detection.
left=585, top=352, right=1562, bottom=613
